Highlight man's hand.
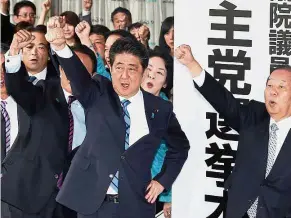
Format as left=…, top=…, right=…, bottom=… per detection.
left=41, top=0, right=51, bottom=13
left=45, top=16, right=66, bottom=51
left=75, top=20, right=91, bottom=41
left=138, top=25, right=150, bottom=42
left=175, top=44, right=203, bottom=78
left=145, top=180, right=164, bottom=204
left=163, top=202, right=172, bottom=218
left=10, top=30, right=35, bottom=56
left=83, top=0, right=92, bottom=11
left=0, top=0, right=9, bottom=15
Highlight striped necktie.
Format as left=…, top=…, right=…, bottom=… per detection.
left=1, top=101, right=11, bottom=153
left=57, top=95, right=76, bottom=188
left=28, top=76, right=37, bottom=83
left=110, top=99, right=131, bottom=193
left=247, top=123, right=279, bottom=218
left=67, top=96, right=77, bottom=152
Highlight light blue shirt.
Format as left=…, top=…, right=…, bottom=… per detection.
left=63, top=90, right=86, bottom=150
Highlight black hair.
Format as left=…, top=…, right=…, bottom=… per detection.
left=158, top=16, right=174, bottom=55
left=111, top=7, right=132, bottom=24
left=149, top=47, right=173, bottom=97
left=72, top=44, right=97, bottom=75
left=105, top=29, right=137, bottom=41
left=90, top=25, right=110, bottom=38
left=13, top=1, right=36, bottom=15
left=109, top=38, right=149, bottom=70
left=60, top=11, right=81, bottom=45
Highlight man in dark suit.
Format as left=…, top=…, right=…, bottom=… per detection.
left=1, top=28, right=69, bottom=218
left=1, top=1, right=36, bottom=45
left=79, top=0, right=92, bottom=26
left=45, top=17, right=190, bottom=218
left=175, top=44, right=291, bottom=218
left=1, top=43, right=30, bottom=165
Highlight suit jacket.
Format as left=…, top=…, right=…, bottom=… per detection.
left=194, top=72, right=291, bottom=218
left=1, top=13, right=14, bottom=45
left=1, top=62, right=69, bottom=214
left=55, top=50, right=190, bottom=218
left=79, top=13, right=92, bottom=26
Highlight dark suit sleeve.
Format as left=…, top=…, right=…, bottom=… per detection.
left=154, top=107, right=190, bottom=191
left=194, top=71, right=267, bottom=132
left=1, top=13, right=14, bottom=45
left=56, top=51, right=100, bottom=108
left=4, top=62, right=45, bottom=116
left=79, top=13, right=92, bottom=26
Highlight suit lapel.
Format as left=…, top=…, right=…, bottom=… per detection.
left=142, top=90, right=156, bottom=133
left=101, top=84, right=125, bottom=152
left=267, top=129, right=291, bottom=179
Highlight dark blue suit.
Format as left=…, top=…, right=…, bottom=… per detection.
left=195, top=72, right=291, bottom=218
left=55, top=50, right=190, bottom=218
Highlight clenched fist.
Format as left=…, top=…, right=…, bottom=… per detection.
left=45, top=16, right=66, bottom=51
left=10, top=30, right=35, bottom=55
left=138, top=25, right=150, bottom=42
left=175, top=44, right=202, bottom=78
left=75, top=20, right=91, bottom=41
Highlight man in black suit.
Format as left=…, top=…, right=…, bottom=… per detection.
left=45, top=16, right=190, bottom=218
left=79, top=0, right=92, bottom=26
left=175, top=45, right=291, bottom=218
left=1, top=28, right=69, bottom=218
left=1, top=1, right=36, bottom=45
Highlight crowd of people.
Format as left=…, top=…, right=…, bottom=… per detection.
left=1, top=0, right=177, bottom=218
left=1, top=1, right=291, bottom=218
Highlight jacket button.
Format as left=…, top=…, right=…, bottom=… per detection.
left=54, top=174, right=59, bottom=179
left=121, top=155, right=125, bottom=160
left=109, top=174, right=114, bottom=178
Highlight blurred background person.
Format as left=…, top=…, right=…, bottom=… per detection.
left=110, top=6, right=132, bottom=30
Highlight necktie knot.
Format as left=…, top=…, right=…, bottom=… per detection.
left=270, top=123, right=279, bottom=132
left=1, top=101, right=7, bottom=108
left=28, top=76, right=37, bottom=82
left=121, top=99, right=131, bottom=109
left=68, top=96, right=77, bottom=105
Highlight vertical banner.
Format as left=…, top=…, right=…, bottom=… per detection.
left=173, top=0, right=290, bottom=217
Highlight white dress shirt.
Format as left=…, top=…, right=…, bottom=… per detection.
left=63, top=89, right=87, bottom=150
left=50, top=45, right=150, bottom=194
left=1, top=96, right=19, bottom=149
left=107, top=90, right=150, bottom=194
left=193, top=70, right=291, bottom=162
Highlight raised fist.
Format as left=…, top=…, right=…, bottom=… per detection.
left=75, top=20, right=91, bottom=41
left=138, top=25, right=150, bottom=41
left=10, top=30, right=35, bottom=55
left=45, top=16, right=66, bottom=50
left=42, top=0, right=51, bottom=13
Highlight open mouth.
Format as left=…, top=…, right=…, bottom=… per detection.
left=146, top=82, right=153, bottom=89
left=121, top=82, right=129, bottom=89
left=29, top=58, right=38, bottom=64
left=269, top=100, right=276, bottom=107
left=0, top=80, right=4, bottom=87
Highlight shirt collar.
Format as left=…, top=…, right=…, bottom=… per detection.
left=62, top=89, right=74, bottom=103
left=28, top=67, right=47, bottom=80
left=119, top=89, right=142, bottom=105
left=1, top=96, right=14, bottom=104
left=270, top=116, right=291, bottom=132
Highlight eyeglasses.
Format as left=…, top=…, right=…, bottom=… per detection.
left=17, top=13, right=36, bottom=19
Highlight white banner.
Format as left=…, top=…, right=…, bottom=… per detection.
left=173, top=0, right=290, bottom=217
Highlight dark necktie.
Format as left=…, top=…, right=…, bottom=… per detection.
left=57, top=95, right=77, bottom=189
left=28, top=76, right=37, bottom=83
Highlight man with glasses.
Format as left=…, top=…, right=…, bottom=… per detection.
left=1, top=1, right=36, bottom=45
